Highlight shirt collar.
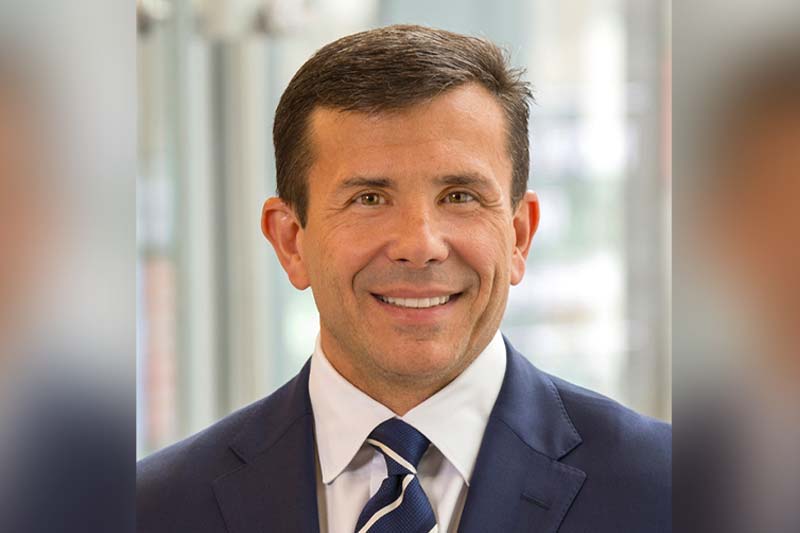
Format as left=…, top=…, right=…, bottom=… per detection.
left=308, top=330, right=507, bottom=486
left=308, top=334, right=395, bottom=484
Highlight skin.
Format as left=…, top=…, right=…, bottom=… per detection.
left=263, top=83, right=539, bottom=414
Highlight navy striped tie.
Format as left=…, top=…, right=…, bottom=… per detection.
left=354, top=418, right=438, bottom=533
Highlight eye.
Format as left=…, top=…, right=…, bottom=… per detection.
left=354, top=192, right=386, bottom=206
left=442, top=191, right=476, bottom=204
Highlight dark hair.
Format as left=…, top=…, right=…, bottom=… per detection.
left=273, top=24, right=533, bottom=226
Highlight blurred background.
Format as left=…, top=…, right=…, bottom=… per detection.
left=0, top=1, right=134, bottom=530
left=673, top=1, right=800, bottom=531
left=136, top=0, right=671, bottom=457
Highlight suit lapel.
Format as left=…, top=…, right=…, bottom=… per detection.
left=212, top=361, right=320, bottom=533
left=459, top=337, right=586, bottom=533
left=209, top=338, right=585, bottom=533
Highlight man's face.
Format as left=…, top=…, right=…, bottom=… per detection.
left=271, top=83, right=537, bottom=392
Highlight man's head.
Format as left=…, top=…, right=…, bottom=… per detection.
left=263, top=25, right=539, bottom=411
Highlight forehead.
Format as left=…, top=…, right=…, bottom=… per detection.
left=306, top=83, right=512, bottom=189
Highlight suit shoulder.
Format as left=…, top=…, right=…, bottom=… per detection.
left=544, top=373, right=671, bottom=530
left=541, top=374, right=671, bottom=531
left=137, top=363, right=310, bottom=485
left=138, top=397, right=260, bottom=481
left=136, top=363, right=312, bottom=532
left=549, top=373, right=671, bottom=468
left=135, top=397, right=266, bottom=532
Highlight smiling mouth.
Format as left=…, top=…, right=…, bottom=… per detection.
left=372, top=293, right=461, bottom=309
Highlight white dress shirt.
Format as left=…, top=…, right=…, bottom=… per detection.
left=308, top=330, right=507, bottom=533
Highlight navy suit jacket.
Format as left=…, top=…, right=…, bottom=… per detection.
left=137, top=337, right=671, bottom=532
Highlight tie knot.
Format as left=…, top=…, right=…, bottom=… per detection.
left=366, top=418, right=430, bottom=474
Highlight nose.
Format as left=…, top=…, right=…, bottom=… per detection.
left=386, top=203, right=449, bottom=268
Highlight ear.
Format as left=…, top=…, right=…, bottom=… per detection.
left=261, top=197, right=310, bottom=290
left=510, top=190, right=540, bottom=285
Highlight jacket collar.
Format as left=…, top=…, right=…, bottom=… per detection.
left=493, top=335, right=582, bottom=459
left=213, top=360, right=320, bottom=533
left=212, top=336, right=587, bottom=533
left=457, top=335, right=586, bottom=533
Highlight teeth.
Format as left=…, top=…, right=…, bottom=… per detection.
left=379, top=295, right=451, bottom=308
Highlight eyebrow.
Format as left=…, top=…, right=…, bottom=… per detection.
left=336, top=172, right=494, bottom=192
left=337, top=177, right=395, bottom=191
left=434, top=172, right=494, bottom=189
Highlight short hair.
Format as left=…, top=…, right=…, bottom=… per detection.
left=273, top=24, right=533, bottom=227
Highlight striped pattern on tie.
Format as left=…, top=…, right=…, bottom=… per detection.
left=354, top=418, right=438, bottom=533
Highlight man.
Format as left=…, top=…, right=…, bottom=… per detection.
left=137, top=25, right=671, bottom=532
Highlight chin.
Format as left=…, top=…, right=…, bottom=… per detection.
left=374, top=343, right=463, bottom=380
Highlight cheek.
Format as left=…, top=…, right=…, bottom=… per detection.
left=313, top=222, right=384, bottom=289
left=451, top=224, right=512, bottom=290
